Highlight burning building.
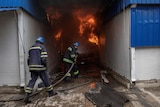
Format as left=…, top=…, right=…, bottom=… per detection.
left=42, top=0, right=101, bottom=52
left=39, top=0, right=103, bottom=74
left=0, top=0, right=160, bottom=89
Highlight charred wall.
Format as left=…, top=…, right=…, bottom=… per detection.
left=39, top=0, right=110, bottom=73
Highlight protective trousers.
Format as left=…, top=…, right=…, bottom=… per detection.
left=25, top=70, right=53, bottom=94
left=65, top=62, right=79, bottom=81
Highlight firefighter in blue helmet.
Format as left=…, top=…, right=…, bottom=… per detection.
left=63, top=42, right=80, bottom=82
left=24, top=36, right=57, bottom=104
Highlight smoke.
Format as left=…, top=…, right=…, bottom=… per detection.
left=38, top=0, right=107, bottom=73
left=39, top=0, right=105, bottom=53
left=39, top=0, right=103, bottom=9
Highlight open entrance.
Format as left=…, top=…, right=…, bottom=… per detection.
left=39, top=0, right=115, bottom=76
left=37, top=1, right=129, bottom=105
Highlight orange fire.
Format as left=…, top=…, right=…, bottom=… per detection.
left=75, top=12, right=99, bottom=45
left=89, top=33, right=99, bottom=45
left=46, top=8, right=99, bottom=45
left=55, top=30, right=62, bottom=40
left=89, top=82, right=96, bottom=89
left=77, top=15, right=96, bottom=35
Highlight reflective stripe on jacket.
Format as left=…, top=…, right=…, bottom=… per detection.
left=63, top=45, right=77, bottom=63
left=28, top=41, right=47, bottom=71
left=63, top=58, right=73, bottom=63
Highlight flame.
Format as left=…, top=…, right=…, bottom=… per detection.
left=77, top=15, right=96, bottom=35
left=89, top=33, right=99, bottom=45
left=75, top=11, right=99, bottom=45
left=89, top=82, right=96, bottom=89
left=46, top=8, right=100, bottom=45
left=55, top=30, right=62, bottom=40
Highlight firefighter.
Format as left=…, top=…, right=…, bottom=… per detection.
left=24, top=36, right=57, bottom=104
left=63, top=42, right=80, bottom=82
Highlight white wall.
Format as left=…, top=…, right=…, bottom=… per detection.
left=99, top=8, right=131, bottom=80
left=135, top=47, right=160, bottom=80
left=0, top=11, right=20, bottom=86
left=0, top=9, right=46, bottom=86
left=22, top=10, right=45, bottom=85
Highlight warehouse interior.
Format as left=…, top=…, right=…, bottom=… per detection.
left=38, top=0, right=115, bottom=75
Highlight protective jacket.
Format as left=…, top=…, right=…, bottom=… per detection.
left=63, top=45, right=78, bottom=63
left=28, top=41, right=47, bottom=71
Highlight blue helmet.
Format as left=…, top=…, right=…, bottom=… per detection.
left=73, top=42, right=80, bottom=47
left=36, top=36, right=45, bottom=43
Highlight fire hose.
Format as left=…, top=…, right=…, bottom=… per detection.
left=0, top=63, right=93, bottom=102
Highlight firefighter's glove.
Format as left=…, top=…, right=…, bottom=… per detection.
left=74, top=55, right=78, bottom=62
left=74, top=58, right=77, bottom=62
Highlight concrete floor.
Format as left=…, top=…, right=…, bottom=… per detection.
left=0, top=63, right=160, bottom=107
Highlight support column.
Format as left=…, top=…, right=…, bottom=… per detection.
left=131, top=48, right=136, bottom=82
left=16, top=9, right=25, bottom=87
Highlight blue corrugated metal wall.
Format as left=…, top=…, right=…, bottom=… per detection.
left=105, top=0, right=160, bottom=22
left=130, top=0, right=160, bottom=4
left=0, top=0, right=46, bottom=22
left=131, top=6, right=160, bottom=47
left=103, top=0, right=160, bottom=47
left=104, top=0, right=130, bottom=21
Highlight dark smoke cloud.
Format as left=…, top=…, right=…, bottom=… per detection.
left=39, top=0, right=103, bottom=9
left=39, top=0, right=108, bottom=53
left=38, top=0, right=115, bottom=74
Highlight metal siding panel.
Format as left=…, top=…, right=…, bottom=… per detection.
left=118, top=0, right=121, bottom=12
left=144, top=0, right=151, bottom=3
left=104, top=0, right=160, bottom=23
left=0, top=0, right=46, bottom=22
left=105, top=0, right=131, bottom=22
left=130, top=0, right=134, bottom=3
left=155, top=0, right=160, bottom=3
left=154, top=7, right=160, bottom=44
left=142, top=7, right=148, bottom=46
left=0, top=7, right=18, bottom=11
left=25, top=0, right=35, bottom=12
left=10, top=0, right=21, bottom=7
left=148, top=7, right=154, bottom=45
left=137, top=8, right=143, bottom=46
left=131, top=6, right=160, bottom=47
left=0, top=0, right=22, bottom=7
left=131, top=9, right=136, bottom=47
left=130, top=0, right=160, bottom=3
left=126, top=0, right=131, bottom=5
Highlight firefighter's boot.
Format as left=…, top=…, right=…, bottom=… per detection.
left=65, top=76, right=71, bottom=82
left=23, top=93, right=31, bottom=104
left=48, top=90, right=57, bottom=97
left=73, top=74, right=79, bottom=78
